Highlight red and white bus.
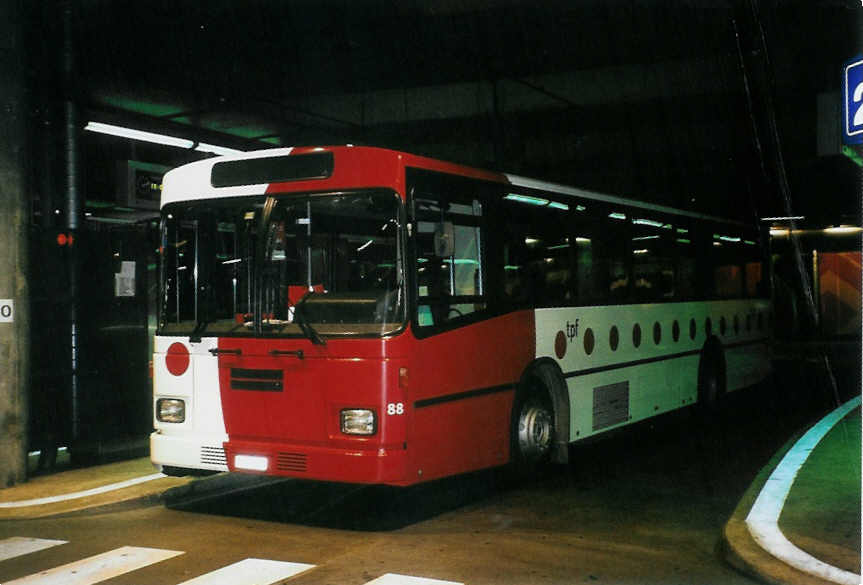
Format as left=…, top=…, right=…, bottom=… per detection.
left=150, top=145, right=771, bottom=486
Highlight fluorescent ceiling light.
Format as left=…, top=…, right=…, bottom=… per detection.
left=505, top=193, right=572, bottom=212
left=761, top=216, right=805, bottom=221
left=506, top=193, right=548, bottom=206
left=85, top=121, right=242, bottom=155
left=824, top=226, right=862, bottom=234
left=633, top=218, right=665, bottom=228
left=195, top=142, right=243, bottom=156
left=85, top=122, right=193, bottom=148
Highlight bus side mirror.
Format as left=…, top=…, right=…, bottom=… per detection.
left=434, top=221, right=454, bottom=257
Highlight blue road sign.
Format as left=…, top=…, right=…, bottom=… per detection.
left=843, top=57, right=863, bottom=145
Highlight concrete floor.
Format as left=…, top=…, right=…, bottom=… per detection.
left=0, top=354, right=853, bottom=585
left=0, top=393, right=840, bottom=582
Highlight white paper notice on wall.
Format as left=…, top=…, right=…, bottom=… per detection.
left=0, top=300, right=13, bottom=323
left=114, top=261, right=136, bottom=297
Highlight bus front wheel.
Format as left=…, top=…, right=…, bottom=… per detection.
left=510, top=381, right=555, bottom=469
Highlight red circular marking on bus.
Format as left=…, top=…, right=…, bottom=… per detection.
left=166, top=342, right=190, bottom=376
left=554, top=330, right=567, bottom=359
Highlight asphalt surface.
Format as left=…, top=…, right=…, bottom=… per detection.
left=0, top=351, right=856, bottom=584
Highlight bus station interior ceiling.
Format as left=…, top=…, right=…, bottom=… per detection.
left=38, top=0, right=860, bottom=223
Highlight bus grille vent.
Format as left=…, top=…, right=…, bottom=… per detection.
left=592, top=381, right=630, bottom=431
left=277, top=452, right=307, bottom=472
left=200, top=445, right=227, bottom=466
left=230, top=368, right=283, bottom=392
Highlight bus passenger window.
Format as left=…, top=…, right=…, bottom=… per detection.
left=709, top=230, right=749, bottom=299
left=630, top=217, right=676, bottom=301
left=590, top=218, right=630, bottom=303
left=745, top=261, right=762, bottom=297
left=499, top=195, right=571, bottom=307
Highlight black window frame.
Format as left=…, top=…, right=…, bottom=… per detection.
left=406, top=168, right=497, bottom=339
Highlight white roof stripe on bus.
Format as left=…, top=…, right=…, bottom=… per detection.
left=505, top=173, right=745, bottom=226
left=160, top=147, right=294, bottom=208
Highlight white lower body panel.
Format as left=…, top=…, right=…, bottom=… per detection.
left=150, top=431, right=229, bottom=472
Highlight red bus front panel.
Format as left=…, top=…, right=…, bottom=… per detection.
left=217, top=336, right=411, bottom=484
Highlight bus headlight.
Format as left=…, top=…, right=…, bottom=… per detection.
left=156, top=398, right=186, bottom=423
left=340, top=409, right=376, bottom=435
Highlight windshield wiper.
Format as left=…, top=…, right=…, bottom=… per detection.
left=293, top=291, right=326, bottom=346
left=189, top=313, right=214, bottom=343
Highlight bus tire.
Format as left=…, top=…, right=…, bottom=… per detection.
left=510, top=371, right=556, bottom=471
left=697, top=338, right=726, bottom=414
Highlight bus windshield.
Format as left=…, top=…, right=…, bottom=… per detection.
left=159, top=190, right=406, bottom=338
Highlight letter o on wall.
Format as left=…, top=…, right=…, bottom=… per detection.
left=632, top=323, right=642, bottom=348
left=609, top=325, right=619, bottom=351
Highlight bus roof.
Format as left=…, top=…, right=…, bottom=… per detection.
left=161, top=145, right=746, bottom=227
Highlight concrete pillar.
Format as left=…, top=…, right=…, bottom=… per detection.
left=62, top=0, right=82, bottom=441
left=0, top=0, right=30, bottom=486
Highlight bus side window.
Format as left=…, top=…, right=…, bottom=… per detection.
left=499, top=195, right=571, bottom=308
left=630, top=215, right=676, bottom=302
left=589, top=209, right=630, bottom=303
left=414, top=194, right=485, bottom=327
left=710, top=228, right=747, bottom=298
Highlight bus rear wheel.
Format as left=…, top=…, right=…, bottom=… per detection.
left=511, top=384, right=555, bottom=469
left=697, top=340, right=726, bottom=415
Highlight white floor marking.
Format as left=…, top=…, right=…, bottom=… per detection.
left=745, top=394, right=861, bottom=585
left=175, top=558, right=315, bottom=585
left=363, top=574, right=463, bottom=585
left=4, top=545, right=183, bottom=585
left=0, top=473, right=166, bottom=508
left=0, top=538, right=67, bottom=562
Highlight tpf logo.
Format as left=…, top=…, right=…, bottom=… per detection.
left=554, top=319, right=580, bottom=359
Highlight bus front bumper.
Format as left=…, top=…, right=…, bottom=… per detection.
left=224, top=439, right=410, bottom=486
left=150, top=431, right=230, bottom=473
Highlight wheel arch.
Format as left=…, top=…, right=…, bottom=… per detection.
left=697, top=335, right=727, bottom=408
left=517, top=358, right=571, bottom=463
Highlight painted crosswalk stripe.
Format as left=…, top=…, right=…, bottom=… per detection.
left=363, top=574, right=463, bottom=585
left=4, top=545, right=183, bottom=585
left=175, top=558, right=315, bottom=585
left=0, top=538, right=68, bottom=562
